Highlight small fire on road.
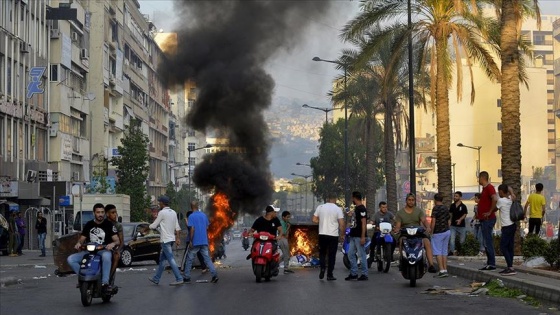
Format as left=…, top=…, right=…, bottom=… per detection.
left=208, top=192, right=235, bottom=254
left=289, top=225, right=319, bottom=257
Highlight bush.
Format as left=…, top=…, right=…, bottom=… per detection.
left=543, top=238, right=559, bottom=268
left=458, top=233, right=480, bottom=256
left=522, top=234, right=548, bottom=261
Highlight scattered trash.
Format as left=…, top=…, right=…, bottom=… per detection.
left=516, top=295, right=527, bottom=299
left=522, top=257, right=547, bottom=268
left=423, top=286, right=470, bottom=296
left=495, top=278, right=504, bottom=288
left=470, top=282, right=485, bottom=288
left=471, top=288, right=489, bottom=295
left=34, top=265, right=47, bottom=269
left=196, top=280, right=209, bottom=283
left=548, top=307, right=558, bottom=311
left=459, top=263, right=465, bottom=266
left=32, top=276, right=48, bottom=280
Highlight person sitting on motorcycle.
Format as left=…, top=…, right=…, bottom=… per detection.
left=242, top=228, right=250, bottom=238
left=105, top=204, right=124, bottom=280
left=67, top=203, right=120, bottom=291
left=250, top=205, right=284, bottom=270
left=394, top=194, right=437, bottom=273
left=370, top=201, right=396, bottom=260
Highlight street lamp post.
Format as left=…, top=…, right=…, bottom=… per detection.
left=312, top=56, right=349, bottom=209
left=187, top=144, right=213, bottom=204
left=288, top=181, right=303, bottom=212
left=452, top=163, right=456, bottom=193
left=296, top=163, right=315, bottom=211
left=169, top=162, right=188, bottom=189
left=457, top=143, right=482, bottom=193
left=408, top=0, right=416, bottom=196
left=302, top=104, right=335, bottom=124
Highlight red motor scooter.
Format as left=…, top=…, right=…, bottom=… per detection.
left=248, top=231, right=280, bottom=283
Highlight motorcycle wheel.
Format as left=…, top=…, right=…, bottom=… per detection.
left=409, top=267, right=417, bottom=287
left=254, top=264, right=264, bottom=283
left=342, top=254, right=351, bottom=269
left=383, top=243, right=391, bottom=273
left=377, top=246, right=383, bottom=272
left=80, top=282, right=93, bottom=307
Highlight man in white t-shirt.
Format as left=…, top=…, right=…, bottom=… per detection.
left=496, top=184, right=516, bottom=276
left=312, top=193, right=345, bottom=281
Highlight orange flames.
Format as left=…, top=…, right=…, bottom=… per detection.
left=208, top=192, right=235, bottom=254
left=290, top=228, right=313, bottom=256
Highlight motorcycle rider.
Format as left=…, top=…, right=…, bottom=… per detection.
left=241, top=228, right=250, bottom=249
left=242, top=228, right=250, bottom=238
left=105, top=204, right=123, bottom=279
left=250, top=205, right=284, bottom=273
left=370, top=201, right=396, bottom=260
left=67, top=203, right=120, bottom=291
left=394, top=193, right=437, bottom=273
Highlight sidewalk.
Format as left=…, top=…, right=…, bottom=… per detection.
left=0, top=250, right=55, bottom=268
left=447, top=256, right=560, bottom=304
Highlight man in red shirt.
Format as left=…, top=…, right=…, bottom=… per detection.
left=476, top=171, right=498, bottom=270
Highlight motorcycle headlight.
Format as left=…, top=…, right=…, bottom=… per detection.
left=259, top=235, right=269, bottom=241
left=406, top=228, right=418, bottom=236
left=86, top=244, right=96, bottom=252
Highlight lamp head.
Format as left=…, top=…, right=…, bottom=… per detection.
left=205, top=144, right=213, bottom=148
left=312, top=57, right=321, bottom=61
left=457, top=143, right=464, bottom=147
left=302, top=104, right=309, bottom=108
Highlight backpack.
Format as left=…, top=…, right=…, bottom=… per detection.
left=509, top=201, right=525, bottom=222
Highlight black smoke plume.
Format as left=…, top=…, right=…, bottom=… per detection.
left=159, top=1, right=332, bottom=214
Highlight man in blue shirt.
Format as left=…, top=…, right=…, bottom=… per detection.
left=182, top=200, right=219, bottom=283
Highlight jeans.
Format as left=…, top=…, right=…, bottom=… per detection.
left=183, top=245, right=217, bottom=279
left=500, top=224, right=516, bottom=268
left=153, top=241, right=183, bottom=282
left=474, top=224, right=484, bottom=251
left=38, top=233, right=46, bottom=255
left=318, top=235, right=338, bottom=276
left=17, top=233, right=25, bottom=254
left=278, top=238, right=291, bottom=269
left=348, top=237, right=368, bottom=277
left=528, top=218, right=542, bottom=235
left=449, top=226, right=466, bottom=253
left=67, top=249, right=113, bottom=284
left=481, top=218, right=496, bottom=266
left=180, top=241, right=206, bottom=271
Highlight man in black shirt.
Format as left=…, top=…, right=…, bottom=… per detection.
left=449, top=191, right=468, bottom=255
left=345, top=191, right=369, bottom=281
left=67, top=203, right=119, bottom=291
left=250, top=205, right=283, bottom=238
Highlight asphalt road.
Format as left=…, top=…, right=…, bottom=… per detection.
left=1, top=238, right=558, bottom=315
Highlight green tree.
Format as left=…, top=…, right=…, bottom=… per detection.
left=111, top=119, right=151, bottom=221
left=342, top=0, right=500, bottom=205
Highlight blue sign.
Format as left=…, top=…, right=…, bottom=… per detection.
left=9, top=203, right=19, bottom=212
left=27, top=67, right=46, bottom=99
left=87, top=176, right=116, bottom=194
left=112, top=148, right=120, bottom=157
left=59, top=195, right=72, bottom=206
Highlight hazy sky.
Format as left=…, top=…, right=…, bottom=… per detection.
left=138, top=0, right=560, bottom=106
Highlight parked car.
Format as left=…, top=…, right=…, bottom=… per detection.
left=119, top=222, right=161, bottom=267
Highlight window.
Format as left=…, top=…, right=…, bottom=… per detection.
left=497, top=122, right=502, bottom=131
left=498, top=146, right=502, bottom=154
left=498, top=169, right=502, bottom=178
left=188, top=142, right=195, bottom=151
left=496, top=99, right=501, bottom=107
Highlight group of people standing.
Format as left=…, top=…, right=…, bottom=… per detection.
left=0, top=210, right=47, bottom=257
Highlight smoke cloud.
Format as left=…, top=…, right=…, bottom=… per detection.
left=159, top=1, right=333, bottom=214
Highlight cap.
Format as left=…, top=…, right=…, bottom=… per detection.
left=265, top=205, right=275, bottom=213
left=157, top=195, right=170, bottom=204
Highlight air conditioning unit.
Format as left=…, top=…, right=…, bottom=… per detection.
left=50, top=29, right=60, bottom=39
left=80, top=48, right=89, bottom=60
left=26, top=170, right=37, bottom=183
left=72, top=171, right=80, bottom=181
left=20, top=41, right=30, bottom=53
left=71, top=32, right=79, bottom=42
left=49, top=128, right=57, bottom=137
left=109, top=74, right=116, bottom=85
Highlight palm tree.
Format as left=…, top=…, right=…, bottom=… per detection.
left=342, top=0, right=500, bottom=205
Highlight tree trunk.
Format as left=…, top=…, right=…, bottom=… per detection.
left=501, top=0, right=522, bottom=254
left=435, top=37, right=453, bottom=206
left=384, top=101, right=398, bottom=214
left=366, top=116, right=377, bottom=216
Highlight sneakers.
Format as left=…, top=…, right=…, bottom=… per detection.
left=284, top=269, right=294, bottom=274
left=319, top=269, right=325, bottom=280
left=148, top=277, right=159, bottom=285
left=500, top=268, right=516, bottom=276
left=435, top=271, right=449, bottom=278
left=169, top=280, right=185, bottom=286
left=428, top=265, right=437, bottom=273
left=357, top=275, right=368, bottom=281
left=345, top=274, right=358, bottom=281
left=201, top=268, right=209, bottom=274
left=479, top=265, right=496, bottom=271
left=326, top=275, right=337, bottom=281
left=183, top=278, right=191, bottom=284
left=477, top=251, right=485, bottom=256
left=211, top=276, right=219, bottom=283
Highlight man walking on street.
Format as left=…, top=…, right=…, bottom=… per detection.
left=279, top=211, right=294, bottom=274
left=35, top=212, right=47, bottom=257
left=477, top=171, right=498, bottom=271
left=148, top=196, right=184, bottom=286
left=345, top=191, right=369, bottom=281
left=16, top=212, right=26, bottom=255
left=449, top=191, right=468, bottom=255
left=313, top=193, right=345, bottom=281
left=182, top=200, right=219, bottom=284
left=8, top=212, right=18, bottom=257
left=524, top=183, right=546, bottom=235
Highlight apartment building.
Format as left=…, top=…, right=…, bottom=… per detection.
left=553, top=18, right=560, bottom=191
left=0, top=0, right=53, bottom=210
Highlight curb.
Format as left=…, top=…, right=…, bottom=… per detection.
left=448, top=264, right=560, bottom=304
left=448, top=256, right=560, bottom=281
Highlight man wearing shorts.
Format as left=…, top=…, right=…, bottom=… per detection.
left=430, top=193, right=451, bottom=278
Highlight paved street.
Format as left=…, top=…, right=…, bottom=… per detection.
left=1, top=239, right=559, bottom=315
